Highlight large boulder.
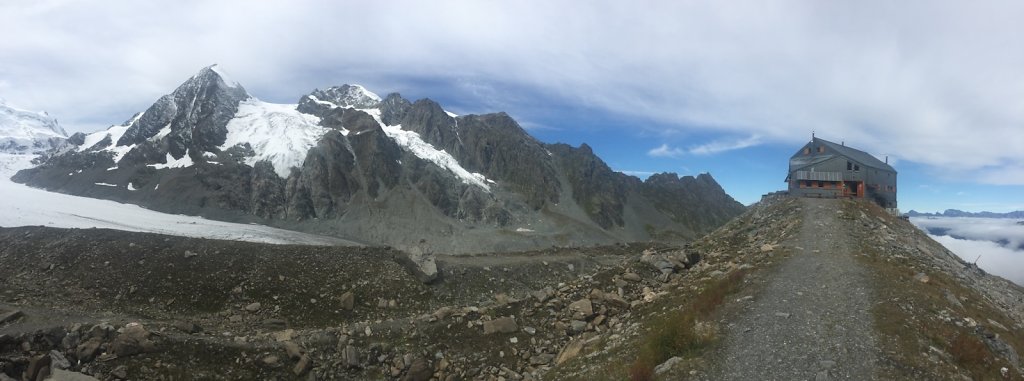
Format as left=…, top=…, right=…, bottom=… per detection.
left=109, top=323, right=156, bottom=357
left=396, top=249, right=440, bottom=284
left=482, top=317, right=518, bottom=334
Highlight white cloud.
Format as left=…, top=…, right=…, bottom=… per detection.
left=912, top=217, right=1024, bottom=250
left=0, top=1, right=1022, bottom=184
left=974, top=164, right=1024, bottom=186
left=931, top=235, right=1024, bottom=286
left=912, top=217, right=1024, bottom=285
left=647, top=144, right=685, bottom=158
left=689, top=135, right=762, bottom=155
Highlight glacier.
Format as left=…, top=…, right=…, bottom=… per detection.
left=0, top=153, right=355, bottom=246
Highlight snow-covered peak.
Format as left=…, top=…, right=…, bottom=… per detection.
left=0, top=100, right=67, bottom=154
left=0, top=101, right=66, bottom=137
left=208, top=64, right=241, bottom=88
left=349, top=84, right=381, bottom=102
left=308, top=85, right=382, bottom=109
left=187, top=64, right=245, bottom=92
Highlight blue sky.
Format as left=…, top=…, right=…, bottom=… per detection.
left=2, top=0, right=1023, bottom=212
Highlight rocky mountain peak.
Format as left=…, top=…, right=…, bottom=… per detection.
left=645, top=172, right=681, bottom=184
left=644, top=172, right=722, bottom=189
left=115, top=65, right=250, bottom=156
left=308, top=85, right=382, bottom=109
left=197, top=64, right=244, bottom=90
left=380, top=93, right=412, bottom=126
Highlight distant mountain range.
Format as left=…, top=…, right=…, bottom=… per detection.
left=0, top=99, right=67, bottom=154
left=906, top=209, right=1024, bottom=219
left=12, top=65, right=746, bottom=253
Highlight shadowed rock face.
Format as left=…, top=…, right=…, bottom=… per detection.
left=14, top=67, right=746, bottom=253
left=455, top=112, right=561, bottom=209
left=400, top=99, right=461, bottom=156
left=380, top=93, right=412, bottom=126
left=547, top=143, right=634, bottom=229
left=641, top=172, right=747, bottom=234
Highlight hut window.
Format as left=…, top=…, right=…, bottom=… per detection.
left=804, top=147, right=810, bottom=155
left=854, top=164, right=860, bottom=171
left=846, top=161, right=852, bottom=170
left=818, top=146, right=825, bottom=153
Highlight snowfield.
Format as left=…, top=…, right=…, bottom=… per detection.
left=78, top=113, right=145, bottom=165
left=0, top=153, right=357, bottom=246
left=355, top=107, right=492, bottom=191
left=221, top=98, right=328, bottom=178
left=382, top=124, right=490, bottom=190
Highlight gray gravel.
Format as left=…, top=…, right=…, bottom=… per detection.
left=705, top=198, right=881, bottom=380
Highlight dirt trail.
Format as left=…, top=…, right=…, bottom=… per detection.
left=706, top=198, right=881, bottom=380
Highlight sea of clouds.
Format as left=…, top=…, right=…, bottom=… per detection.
left=911, top=217, right=1024, bottom=285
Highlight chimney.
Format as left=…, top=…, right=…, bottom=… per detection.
left=885, top=156, right=888, bottom=164
left=841, top=141, right=844, bottom=146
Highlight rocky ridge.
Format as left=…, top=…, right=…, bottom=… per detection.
left=12, top=65, right=745, bottom=254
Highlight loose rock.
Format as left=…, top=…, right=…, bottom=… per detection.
left=342, top=345, right=360, bottom=368
left=110, top=322, right=156, bottom=357
left=568, top=299, right=594, bottom=320
left=483, top=317, right=518, bottom=334
left=654, top=356, right=683, bottom=375
left=46, top=369, right=101, bottom=381
left=0, top=310, right=23, bottom=324
left=293, top=354, right=312, bottom=376
left=339, top=291, right=355, bottom=311
left=402, top=357, right=431, bottom=381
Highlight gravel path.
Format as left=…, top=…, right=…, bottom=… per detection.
left=706, top=198, right=881, bottom=380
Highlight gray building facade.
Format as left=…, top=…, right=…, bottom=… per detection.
left=786, top=137, right=897, bottom=209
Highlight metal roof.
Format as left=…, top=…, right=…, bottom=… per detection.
left=790, top=137, right=895, bottom=173
left=789, top=154, right=834, bottom=170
